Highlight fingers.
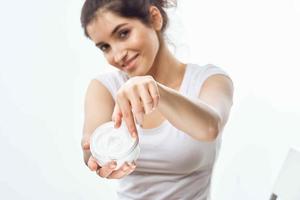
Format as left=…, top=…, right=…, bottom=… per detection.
left=128, top=89, right=145, bottom=125
left=96, top=161, right=117, bottom=178
left=106, top=161, right=136, bottom=179
left=134, top=110, right=144, bottom=126
left=116, top=93, right=138, bottom=139
left=112, top=103, right=122, bottom=128
left=148, top=82, right=160, bottom=109
left=87, top=156, right=99, bottom=171
left=81, top=133, right=91, bottom=151
left=140, top=84, right=154, bottom=114
left=114, top=76, right=160, bottom=138
left=81, top=133, right=92, bottom=165
left=137, top=81, right=159, bottom=114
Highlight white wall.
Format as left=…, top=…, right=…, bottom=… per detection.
left=0, top=0, right=299, bottom=199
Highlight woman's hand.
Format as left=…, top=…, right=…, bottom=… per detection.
left=81, top=134, right=137, bottom=179
left=95, top=160, right=137, bottom=179
left=112, top=75, right=160, bottom=138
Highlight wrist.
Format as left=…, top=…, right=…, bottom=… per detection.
left=156, top=82, right=170, bottom=111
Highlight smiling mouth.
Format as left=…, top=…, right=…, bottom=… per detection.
left=123, top=53, right=139, bottom=70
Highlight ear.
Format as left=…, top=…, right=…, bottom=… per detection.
left=149, top=6, right=163, bottom=31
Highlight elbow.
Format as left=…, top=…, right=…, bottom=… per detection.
left=206, top=124, right=219, bottom=141
left=203, top=114, right=222, bottom=142
left=211, top=113, right=223, bottom=140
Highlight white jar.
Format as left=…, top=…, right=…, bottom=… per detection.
left=90, top=121, right=140, bottom=170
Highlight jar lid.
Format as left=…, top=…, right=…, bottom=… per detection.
left=90, top=121, right=139, bottom=160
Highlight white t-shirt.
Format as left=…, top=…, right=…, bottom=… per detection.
left=95, top=63, right=230, bottom=200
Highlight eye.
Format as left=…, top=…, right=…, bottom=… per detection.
left=118, top=29, right=130, bottom=39
left=99, top=44, right=110, bottom=52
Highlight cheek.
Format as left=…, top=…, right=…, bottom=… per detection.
left=132, top=28, right=159, bottom=52
left=145, top=34, right=159, bottom=64
left=104, top=53, right=119, bottom=69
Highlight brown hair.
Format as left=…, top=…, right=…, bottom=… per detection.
left=80, top=0, right=177, bottom=38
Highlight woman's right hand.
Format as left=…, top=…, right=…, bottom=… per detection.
left=81, top=133, right=137, bottom=179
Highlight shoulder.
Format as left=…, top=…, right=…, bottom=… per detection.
left=95, top=69, right=128, bottom=83
left=195, top=63, right=233, bottom=96
left=186, top=63, right=233, bottom=91
left=188, top=63, right=230, bottom=78
left=203, top=63, right=233, bottom=88
left=85, top=70, right=123, bottom=105
left=201, top=73, right=234, bottom=97
left=85, top=78, right=114, bottom=105
left=93, top=69, right=129, bottom=99
left=196, top=64, right=234, bottom=127
left=198, top=64, right=234, bottom=111
left=83, top=79, right=115, bottom=136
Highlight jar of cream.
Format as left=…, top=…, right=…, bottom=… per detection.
left=90, top=121, right=140, bottom=170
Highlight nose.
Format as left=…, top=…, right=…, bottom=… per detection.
left=114, top=50, right=128, bottom=67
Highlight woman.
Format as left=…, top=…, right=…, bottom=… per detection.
left=80, top=0, right=234, bottom=199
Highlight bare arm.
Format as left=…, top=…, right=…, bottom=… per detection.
left=81, top=79, right=136, bottom=179
left=157, top=74, right=234, bottom=141
left=81, top=79, right=115, bottom=165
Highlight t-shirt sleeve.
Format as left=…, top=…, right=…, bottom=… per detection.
left=191, top=64, right=232, bottom=97
left=95, top=71, right=125, bottom=100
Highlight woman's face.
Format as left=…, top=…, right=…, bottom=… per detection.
left=87, top=9, right=161, bottom=77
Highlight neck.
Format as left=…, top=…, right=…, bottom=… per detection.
left=147, top=39, right=186, bottom=89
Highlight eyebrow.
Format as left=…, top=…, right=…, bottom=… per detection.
left=95, top=23, right=128, bottom=47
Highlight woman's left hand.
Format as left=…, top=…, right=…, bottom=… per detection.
left=112, top=75, right=160, bottom=138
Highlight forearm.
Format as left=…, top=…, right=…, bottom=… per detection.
left=157, top=83, right=222, bottom=141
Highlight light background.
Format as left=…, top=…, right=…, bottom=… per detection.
left=0, top=0, right=299, bottom=199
